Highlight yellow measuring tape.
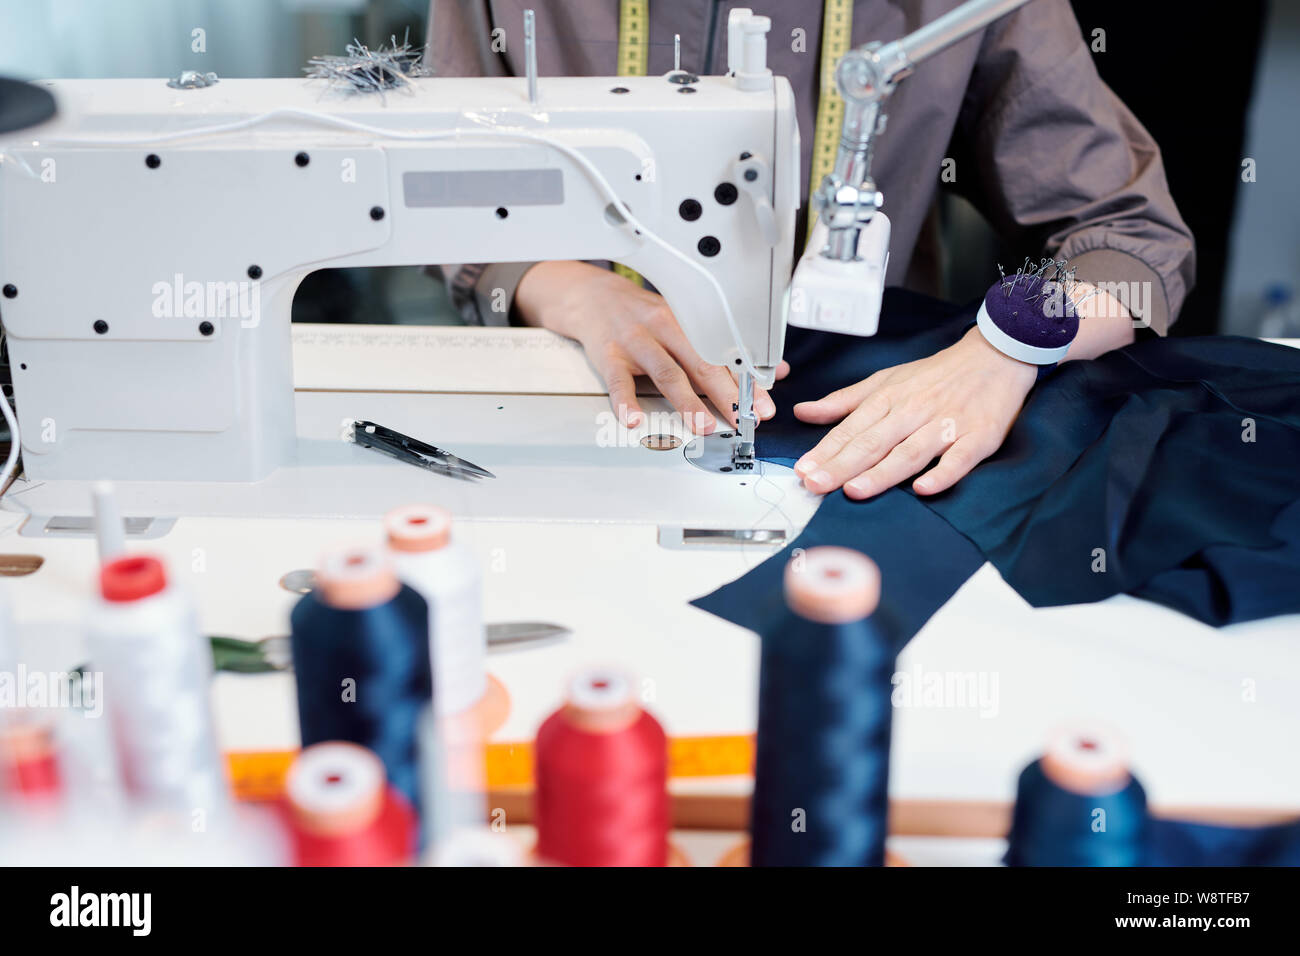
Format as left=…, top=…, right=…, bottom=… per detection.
left=613, top=0, right=650, bottom=287
left=808, top=0, right=853, bottom=242
left=616, top=0, right=650, bottom=77
left=226, top=734, right=755, bottom=801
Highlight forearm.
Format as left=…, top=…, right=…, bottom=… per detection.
left=1063, top=284, right=1136, bottom=362
left=961, top=4, right=1195, bottom=335
left=513, top=261, right=591, bottom=334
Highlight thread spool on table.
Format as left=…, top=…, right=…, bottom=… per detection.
left=0, top=718, right=61, bottom=802
left=430, top=826, right=526, bottom=867
left=290, top=544, right=431, bottom=812
left=1005, top=725, right=1148, bottom=866
left=86, top=554, right=227, bottom=816
left=750, top=546, right=894, bottom=867
left=534, top=668, right=671, bottom=867
left=388, top=505, right=510, bottom=846
left=384, top=505, right=492, bottom=719
left=284, top=742, right=415, bottom=867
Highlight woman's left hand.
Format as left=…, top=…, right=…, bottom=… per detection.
left=792, top=326, right=1038, bottom=498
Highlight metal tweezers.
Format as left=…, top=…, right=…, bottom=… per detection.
left=351, top=419, right=495, bottom=480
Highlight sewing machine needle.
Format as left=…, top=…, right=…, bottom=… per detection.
left=733, top=370, right=757, bottom=467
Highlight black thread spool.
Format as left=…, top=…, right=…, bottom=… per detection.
left=289, top=545, right=432, bottom=811
left=750, top=546, right=895, bottom=866
left=1005, top=726, right=1149, bottom=866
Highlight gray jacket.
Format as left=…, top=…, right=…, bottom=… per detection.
left=426, top=0, right=1195, bottom=333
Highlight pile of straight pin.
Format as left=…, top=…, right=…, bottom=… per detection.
left=996, top=256, right=1097, bottom=313
left=304, top=30, right=428, bottom=98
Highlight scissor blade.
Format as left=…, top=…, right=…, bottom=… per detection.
left=355, top=430, right=483, bottom=480
left=418, top=456, right=485, bottom=481
left=435, top=452, right=496, bottom=480
left=486, top=621, right=570, bottom=648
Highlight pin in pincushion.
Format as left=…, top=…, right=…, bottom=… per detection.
left=976, top=259, right=1083, bottom=366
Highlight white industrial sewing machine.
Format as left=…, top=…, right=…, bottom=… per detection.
left=0, top=13, right=799, bottom=485
left=0, top=0, right=1031, bottom=496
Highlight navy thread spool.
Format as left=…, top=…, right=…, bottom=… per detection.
left=1005, top=726, right=1149, bottom=866
left=290, top=545, right=432, bottom=812
left=750, top=546, right=893, bottom=866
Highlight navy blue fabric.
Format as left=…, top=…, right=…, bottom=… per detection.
left=1138, top=500, right=1300, bottom=626
left=1148, top=817, right=1300, bottom=867
left=924, top=335, right=1300, bottom=623
left=693, top=288, right=1300, bottom=631
left=691, top=489, right=984, bottom=654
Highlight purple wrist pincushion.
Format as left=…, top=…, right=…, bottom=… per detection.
left=981, top=273, right=1079, bottom=350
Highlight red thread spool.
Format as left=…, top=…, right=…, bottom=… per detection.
left=284, top=742, right=415, bottom=867
left=534, top=668, right=669, bottom=867
left=0, top=720, right=61, bottom=801
left=100, top=555, right=168, bottom=602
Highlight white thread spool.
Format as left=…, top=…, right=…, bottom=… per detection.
left=432, top=827, right=525, bottom=867
left=385, top=505, right=486, bottom=715
left=417, top=697, right=489, bottom=855
left=86, top=555, right=227, bottom=816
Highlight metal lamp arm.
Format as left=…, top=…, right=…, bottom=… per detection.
left=815, top=0, right=1037, bottom=261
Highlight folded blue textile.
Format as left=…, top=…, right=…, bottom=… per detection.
left=690, top=488, right=984, bottom=654
left=924, top=334, right=1300, bottom=623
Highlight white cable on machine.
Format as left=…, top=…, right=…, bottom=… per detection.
left=43, top=108, right=762, bottom=379
left=0, top=389, right=19, bottom=495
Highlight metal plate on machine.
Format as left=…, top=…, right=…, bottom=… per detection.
left=402, top=168, right=564, bottom=207
left=683, top=431, right=761, bottom=476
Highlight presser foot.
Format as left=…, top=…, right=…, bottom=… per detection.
left=683, top=431, right=759, bottom=475
left=731, top=436, right=756, bottom=470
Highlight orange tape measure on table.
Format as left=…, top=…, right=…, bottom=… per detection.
left=225, top=733, right=755, bottom=801
left=482, top=733, right=755, bottom=788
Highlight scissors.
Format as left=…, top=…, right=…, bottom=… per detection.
left=207, top=623, right=569, bottom=674
left=349, top=419, right=495, bottom=481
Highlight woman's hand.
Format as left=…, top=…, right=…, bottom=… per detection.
left=792, top=326, right=1038, bottom=498
left=791, top=280, right=1136, bottom=499
left=514, top=260, right=785, bottom=433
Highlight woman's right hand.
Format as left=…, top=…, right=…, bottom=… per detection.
left=513, top=260, right=783, bottom=433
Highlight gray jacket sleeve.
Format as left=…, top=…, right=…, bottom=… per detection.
left=425, top=1, right=533, bottom=325
left=955, top=0, right=1195, bottom=333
